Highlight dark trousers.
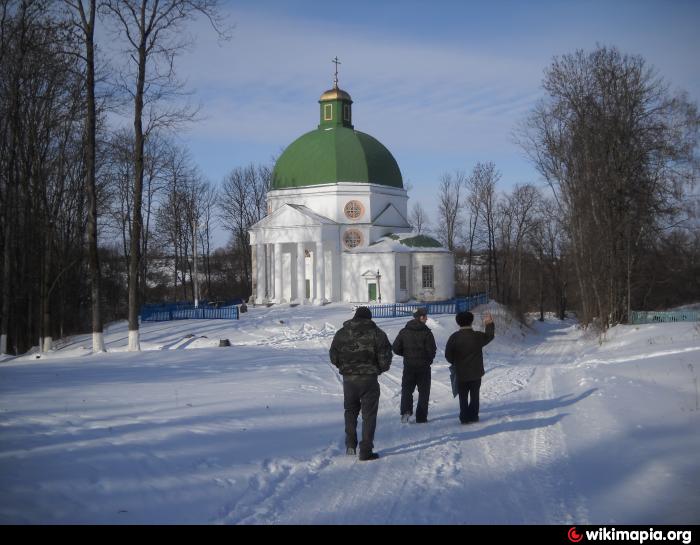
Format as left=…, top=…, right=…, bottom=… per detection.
left=457, top=379, right=481, bottom=423
left=400, top=366, right=431, bottom=422
left=343, top=375, right=380, bottom=455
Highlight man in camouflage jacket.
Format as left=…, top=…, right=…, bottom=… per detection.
left=329, top=306, right=392, bottom=461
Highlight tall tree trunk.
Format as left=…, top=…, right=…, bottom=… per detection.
left=128, top=33, right=146, bottom=351
left=1, top=154, right=14, bottom=354
left=79, top=0, right=105, bottom=352
left=41, top=223, right=52, bottom=352
left=539, top=259, right=545, bottom=322
left=0, top=203, right=10, bottom=354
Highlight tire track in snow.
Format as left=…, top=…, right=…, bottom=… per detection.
left=524, top=367, right=589, bottom=523
left=488, top=323, right=590, bottom=523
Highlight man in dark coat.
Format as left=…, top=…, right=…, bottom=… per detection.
left=329, top=306, right=392, bottom=461
left=444, top=310, right=495, bottom=424
left=392, top=307, right=437, bottom=423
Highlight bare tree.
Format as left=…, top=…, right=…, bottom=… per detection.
left=528, top=196, right=568, bottom=320
left=464, top=165, right=482, bottom=295
left=153, top=142, right=193, bottom=298
left=0, top=1, right=89, bottom=354
left=197, top=179, right=218, bottom=297
left=498, top=183, right=539, bottom=305
left=103, top=128, right=168, bottom=287
left=102, top=0, right=228, bottom=350
left=519, top=46, right=699, bottom=329
left=409, top=201, right=430, bottom=235
left=474, top=162, right=501, bottom=298
left=63, top=0, right=105, bottom=352
left=436, top=170, right=466, bottom=251
left=219, top=163, right=271, bottom=296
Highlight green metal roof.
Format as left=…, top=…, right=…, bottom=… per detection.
left=398, top=234, right=443, bottom=248
left=371, top=233, right=444, bottom=249
left=271, top=86, right=403, bottom=190
left=272, top=127, right=403, bottom=190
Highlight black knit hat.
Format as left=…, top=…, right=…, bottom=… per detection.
left=413, top=307, right=428, bottom=319
left=456, top=311, right=474, bottom=327
left=354, top=306, right=372, bottom=320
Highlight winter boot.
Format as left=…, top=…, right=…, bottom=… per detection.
left=359, top=451, right=379, bottom=461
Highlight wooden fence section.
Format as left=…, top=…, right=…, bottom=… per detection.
left=140, top=305, right=239, bottom=322
left=629, top=310, right=699, bottom=324
left=368, top=293, right=488, bottom=319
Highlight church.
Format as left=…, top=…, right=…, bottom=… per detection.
left=249, top=69, right=454, bottom=305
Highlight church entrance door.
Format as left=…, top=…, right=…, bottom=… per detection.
left=368, top=283, right=377, bottom=302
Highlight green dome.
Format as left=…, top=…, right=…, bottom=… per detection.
left=272, top=85, right=403, bottom=190
left=272, top=126, right=404, bottom=190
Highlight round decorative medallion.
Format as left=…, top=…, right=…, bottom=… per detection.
left=343, top=229, right=363, bottom=249
left=344, top=200, right=364, bottom=220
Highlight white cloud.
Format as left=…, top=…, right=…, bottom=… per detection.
left=177, top=7, right=544, bottom=163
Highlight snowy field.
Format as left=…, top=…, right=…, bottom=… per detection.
left=0, top=302, right=699, bottom=525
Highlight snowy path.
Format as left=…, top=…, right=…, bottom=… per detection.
left=1, top=304, right=698, bottom=524
left=215, top=319, right=592, bottom=524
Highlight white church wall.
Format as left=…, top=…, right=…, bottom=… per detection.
left=367, top=193, right=409, bottom=224
left=267, top=183, right=408, bottom=226
left=331, top=244, right=341, bottom=301
left=282, top=250, right=292, bottom=302
left=341, top=252, right=397, bottom=303
left=411, top=252, right=455, bottom=302
left=380, top=256, right=398, bottom=303
left=250, top=225, right=338, bottom=245
left=324, top=248, right=333, bottom=301
left=395, top=254, right=412, bottom=303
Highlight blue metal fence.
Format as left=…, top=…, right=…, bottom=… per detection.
left=368, top=293, right=488, bottom=319
left=630, top=310, right=699, bottom=324
left=140, top=303, right=240, bottom=322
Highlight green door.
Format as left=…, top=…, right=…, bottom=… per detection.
left=306, top=279, right=311, bottom=300
left=368, top=283, right=377, bottom=302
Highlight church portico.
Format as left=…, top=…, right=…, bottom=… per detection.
left=250, top=227, right=339, bottom=305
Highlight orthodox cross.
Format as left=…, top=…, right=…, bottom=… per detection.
left=332, top=56, right=341, bottom=88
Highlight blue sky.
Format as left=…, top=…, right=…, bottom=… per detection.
left=133, top=0, right=699, bottom=238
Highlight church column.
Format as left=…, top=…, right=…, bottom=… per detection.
left=330, top=237, right=341, bottom=302
left=255, top=244, right=266, bottom=304
left=296, top=242, right=306, bottom=304
left=315, top=240, right=326, bottom=305
left=274, top=242, right=284, bottom=303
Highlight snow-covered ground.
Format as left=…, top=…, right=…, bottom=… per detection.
left=0, top=302, right=698, bottom=524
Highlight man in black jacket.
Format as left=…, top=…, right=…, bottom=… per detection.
left=392, top=307, right=437, bottom=423
left=329, top=307, right=393, bottom=461
left=445, top=310, right=495, bottom=424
